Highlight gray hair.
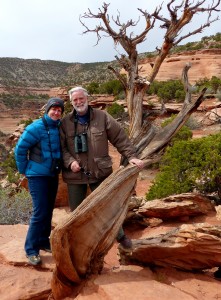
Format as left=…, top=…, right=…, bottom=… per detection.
left=68, top=86, right=88, bottom=101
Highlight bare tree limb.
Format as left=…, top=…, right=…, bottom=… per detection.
left=80, top=0, right=219, bottom=140
left=107, top=65, right=127, bottom=90
left=182, top=62, right=192, bottom=103
left=147, top=0, right=220, bottom=83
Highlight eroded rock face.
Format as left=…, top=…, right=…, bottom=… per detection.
left=139, top=49, right=221, bottom=83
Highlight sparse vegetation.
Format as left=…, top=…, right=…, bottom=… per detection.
left=147, top=79, right=185, bottom=103
left=0, top=187, right=32, bottom=224
left=172, top=32, right=221, bottom=53
left=85, top=79, right=124, bottom=98
left=0, top=33, right=219, bottom=90
left=0, top=152, right=19, bottom=183
left=107, top=102, right=125, bottom=119
left=195, top=76, right=221, bottom=93
left=85, top=82, right=100, bottom=94
left=0, top=93, right=47, bottom=109
left=19, top=118, right=33, bottom=128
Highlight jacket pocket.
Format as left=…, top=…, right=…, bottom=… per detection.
left=62, top=168, right=82, bottom=181
left=91, top=128, right=108, bottom=156
left=94, top=156, right=113, bottom=179
left=91, top=128, right=105, bottom=141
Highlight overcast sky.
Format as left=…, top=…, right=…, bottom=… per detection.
left=0, top=0, right=220, bottom=63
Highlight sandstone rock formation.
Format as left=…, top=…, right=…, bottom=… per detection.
left=139, top=49, right=221, bottom=84
left=138, top=193, right=216, bottom=220
left=119, top=222, right=221, bottom=271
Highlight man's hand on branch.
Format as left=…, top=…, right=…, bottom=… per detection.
left=129, top=158, right=144, bottom=169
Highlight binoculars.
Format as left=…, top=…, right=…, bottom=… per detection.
left=74, top=132, right=88, bottom=153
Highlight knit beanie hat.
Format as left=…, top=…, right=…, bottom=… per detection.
left=45, top=98, right=64, bottom=113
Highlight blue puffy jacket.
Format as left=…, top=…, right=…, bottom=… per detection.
left=14, top=114, right=61, bottom=177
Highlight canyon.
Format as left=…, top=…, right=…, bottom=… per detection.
left=1, top=48, right=221, bottom=299
left=1, top=48, right=221, bottom=135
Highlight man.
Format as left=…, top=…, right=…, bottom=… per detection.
left=60, top=87, right=144, bottom=248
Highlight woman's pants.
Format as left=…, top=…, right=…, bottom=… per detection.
left=25, top=176, right=58, bottom=256
left=67, top=182, right=125, bottom=241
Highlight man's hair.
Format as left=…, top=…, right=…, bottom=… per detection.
left=68, top=87, right=88, bottom=101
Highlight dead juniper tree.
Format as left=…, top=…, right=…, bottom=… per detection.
left=80, top=0, right=220, bottom=145
left=50, top=2, right=220, bottom=299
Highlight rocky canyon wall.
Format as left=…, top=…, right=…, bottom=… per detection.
left=0, top=49, right=221, bottom=135
left=139, top=49, right=221, bottom=83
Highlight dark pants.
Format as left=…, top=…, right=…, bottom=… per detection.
left=67, top=183, right=125, bottom=241
left=25, top=176, right=58, bottom=256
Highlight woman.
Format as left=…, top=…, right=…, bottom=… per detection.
left=14, top=97, right=64, bottom=265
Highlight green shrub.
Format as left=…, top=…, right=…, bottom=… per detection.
left=85, top=82, right=100, bottom=94
left=99, top=79, right=124, bottom=96
left=19, top=118, right=33, bottom=128
left=0, top=187, right=32, bottom=224
left=146, top=133, right=221, bottom=200
left=107, top=102, right=125, bottom=119
left=147, top=79, right=185, bottom=102
left=147, top=80, right=163, bottom=95
left=210, top=76, right=221, bottom=93
left=195, top=76, right=221, bottom=94
left=175, top=90, right=185, bottom=102
left=185, top=116, right=201, bottom=130
left=157, top=80, right=185, bottom=102
left=0, top=152, right=19, bottom=183
left=114, top=90, right=126, bottom=100
left=213, top=33, right=221, bottom=42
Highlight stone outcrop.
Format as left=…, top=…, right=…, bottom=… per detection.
left=138, top=193, right=215, bottom=220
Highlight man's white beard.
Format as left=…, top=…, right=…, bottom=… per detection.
left=73, top=102, right=88, bottom=115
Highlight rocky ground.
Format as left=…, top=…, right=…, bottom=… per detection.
left=1, top=147, right=221, bottom=299
left=1, top=197, right=221, bottom=300
left=1, top=98, right=221, bottom=299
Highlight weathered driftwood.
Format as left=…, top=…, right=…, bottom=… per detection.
left=50, top=65, right=207, bottom=299
left=119, top=223, right=221, bottom=271
left=51, top=163, right=141, bottom=299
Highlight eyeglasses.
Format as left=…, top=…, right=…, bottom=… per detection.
left=80, top=167, right=91, bottom=176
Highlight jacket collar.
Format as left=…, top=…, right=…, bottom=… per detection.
left=70, top=106, right=94, bottom=122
